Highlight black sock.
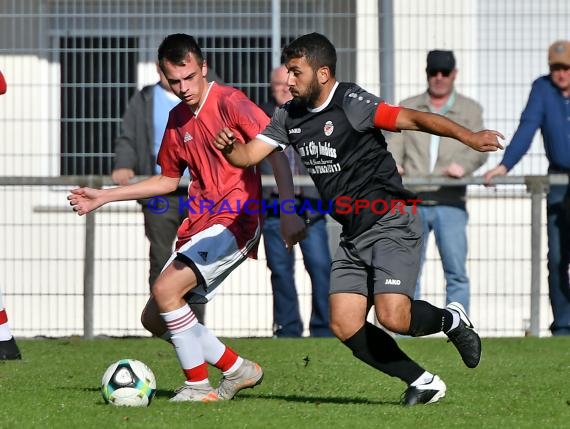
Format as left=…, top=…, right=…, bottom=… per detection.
left=408, top=300, right=453, bottom=336
left=343, top=322, right=424, bottom=385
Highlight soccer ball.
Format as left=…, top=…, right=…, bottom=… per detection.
left=101, top=359, right=157, bottom=407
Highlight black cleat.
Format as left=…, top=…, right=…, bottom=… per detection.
left=446, top=302, right=481, bottom=368
left=0, top=337, right=22, bottom=360
left=401, top=375, right=446, bottom=406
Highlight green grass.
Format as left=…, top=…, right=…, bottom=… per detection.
left=1, top=337, right=569, bottom=428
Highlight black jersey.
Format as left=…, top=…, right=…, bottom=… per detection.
left=258, top=82, right=416, bottom=239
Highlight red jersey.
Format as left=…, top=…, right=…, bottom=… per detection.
left=158, top=82, right=270, bottom=257
left=0, top=71, right=7, bottom=95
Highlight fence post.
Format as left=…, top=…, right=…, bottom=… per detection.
left=82, top=176, right=100, bottom=339
left=525, top=176, right=548, bottom=336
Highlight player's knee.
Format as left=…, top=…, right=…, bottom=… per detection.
left=151, top=279, right=184, bottom=310
left=377, top=311, right=409, bottom=334
left=329, top=320, right=343, bottom=339
left=150, top=280, right=167, bottom=301
left=329, top=318, right=360, bottom=341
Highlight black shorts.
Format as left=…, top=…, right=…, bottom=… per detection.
left=329, top=205, right=422, bottom=298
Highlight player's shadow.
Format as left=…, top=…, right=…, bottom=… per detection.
left=155, top=388, right=175, bottom=399
left=239, top=392, right=400, bottom=406
left=78, top=387, right=171, bottom=397
left=81, top=387, right=400, bottom=406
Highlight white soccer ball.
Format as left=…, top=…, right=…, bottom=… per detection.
left=101, top=359, right=157, bottom=407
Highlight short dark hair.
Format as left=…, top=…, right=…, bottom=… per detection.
left=282, top=32, right=337, bottom=76
left=158, top=33, right=204, bottom=70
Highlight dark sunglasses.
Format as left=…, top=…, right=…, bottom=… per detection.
left=427, top=69, right=452, bottom=77
left=550, top=64, right=570, bottom=72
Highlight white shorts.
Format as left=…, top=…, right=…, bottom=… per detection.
left=162, top=224, right=260, bottom=303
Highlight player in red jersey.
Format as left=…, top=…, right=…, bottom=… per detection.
left=68, top=34, right=305, bottom=402
left=0, top=70, right=22, bottom=360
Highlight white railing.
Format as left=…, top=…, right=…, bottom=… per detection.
left=0, top=175, right=566, bottom=338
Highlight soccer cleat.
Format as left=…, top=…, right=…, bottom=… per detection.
left=169, top=382, right=219, bottom=402
left=216, top=359, right=264, bottom=400
left=401, top=375, right=446, bottom=406
left=446, top=302, right=482, bottom=368
left=0, top=337, right=22, bottom=360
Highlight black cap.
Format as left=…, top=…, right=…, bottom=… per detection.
left=426, top=50, right=456, bottom=73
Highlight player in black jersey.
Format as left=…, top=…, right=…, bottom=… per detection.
left=214, top=33, right=504, bottom=406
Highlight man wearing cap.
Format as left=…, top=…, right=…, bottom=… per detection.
left=388, top=50, right=488, bottom=314
left=485, top=40, right=570, bottom=336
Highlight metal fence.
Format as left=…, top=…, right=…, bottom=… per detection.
left=1, top=1, right=570, bottom=338
left=2, top=1, right=570, bottom=177
left=0, top=175, right=563, bottom=338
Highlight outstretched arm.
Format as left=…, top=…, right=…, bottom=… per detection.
left=68, top=175, right=180, bottom=215
left=394, top=107, right=504, bottom=153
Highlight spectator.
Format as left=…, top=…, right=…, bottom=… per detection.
left=260, top=65, right=332, bottom=337
left=484, top=40, right=570, bottom=336
left=388, top=50, right=488, bottom=314
left=112, top=64, right=221, bottom=323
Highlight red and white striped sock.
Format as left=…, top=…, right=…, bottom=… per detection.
left=161, top=304, right=208, bottom=384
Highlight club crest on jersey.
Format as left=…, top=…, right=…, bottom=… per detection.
left=323, top=120, right=334, bottom=136
left=184, top=132, right=193, bottom=143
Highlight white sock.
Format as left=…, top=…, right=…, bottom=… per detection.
left=161, top=304, right=204, bottom=373
left=223, top=357, right=244, bottom=376
left=192, top=323, right=227, bottom=364
left=184, top=379, right=211, bottom=387
left=446, top=309, right=461, bottom=332
left=411, top=371, right=435, bottom=387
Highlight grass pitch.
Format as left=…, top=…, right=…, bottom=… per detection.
left=1, top=336, right=568, bottom=428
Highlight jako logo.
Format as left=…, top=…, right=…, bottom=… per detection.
left=385, top=279, right=401, bottom=286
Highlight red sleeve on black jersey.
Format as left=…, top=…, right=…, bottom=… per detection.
left=0, top=71, right=7, bottom=95
left=373, top=102, right=401, bottom=132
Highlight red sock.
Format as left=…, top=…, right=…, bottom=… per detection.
left=183, top=362, right=209, bottom=383
left=214, top=346, right=239, bottom=372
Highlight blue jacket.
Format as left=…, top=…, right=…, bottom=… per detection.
left=502, top=75, right=570, bottom=171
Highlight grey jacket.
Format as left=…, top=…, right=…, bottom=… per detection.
left=113, top=84, right=156, bottom=174
left=387, top=91, right=488, bottom=206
